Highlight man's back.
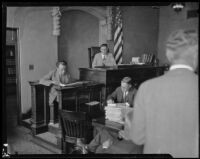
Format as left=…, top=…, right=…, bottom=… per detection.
left=130, top=68, right=198, bottom=157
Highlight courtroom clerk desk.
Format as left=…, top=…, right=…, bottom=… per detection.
left=92, top=116, right=124, bottom=137
left=55, top=81, right=104, bottom=112
left=79, top=65, right=169, bottom=103
left=29, top=81, right=104, bottom=135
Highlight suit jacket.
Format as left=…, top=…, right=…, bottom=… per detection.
left=107, top=87, right=137, bottom=107
left=92, top=53, right=116, bottom=68
left=129, top=68, right=198, bottom=157
left=39, top=69, right=71, bottom=105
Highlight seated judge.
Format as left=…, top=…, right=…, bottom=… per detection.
left=77, top=108, right=142, bottom=154
left=92, top=43, right=117, bottom=68
left=107, top=77, right=137, bottom=107
left=39, top=60, right=72, bottom=123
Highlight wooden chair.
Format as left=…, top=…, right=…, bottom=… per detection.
left=88, top=47, right=100, bottom=68
left=59, top=110, right=93, bottom=154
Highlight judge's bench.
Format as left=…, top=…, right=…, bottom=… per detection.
left=79, top=65, right=168, bottom=104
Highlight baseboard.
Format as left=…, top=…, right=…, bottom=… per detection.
left=21, top=118, right=32, bottom=129
left=21, top=110, right=32, bottom=120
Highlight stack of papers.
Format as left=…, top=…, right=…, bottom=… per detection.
left=132, top=57, right=140, bottom=63
left=104, top=105, right=125, bottom=124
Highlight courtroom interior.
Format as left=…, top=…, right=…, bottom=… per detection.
left=3, top=2, right=199, bottom=157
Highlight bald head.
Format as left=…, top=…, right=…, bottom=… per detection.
left=166, top=29, right=198, bottom=69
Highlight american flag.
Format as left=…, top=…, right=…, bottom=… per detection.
left=113, top=6, right=123, bottom=64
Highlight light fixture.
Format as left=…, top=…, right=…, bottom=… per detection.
left=171, top=3, right=185, bottom=13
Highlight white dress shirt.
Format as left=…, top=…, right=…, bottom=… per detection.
left=170, top=64, right=194, bottom=72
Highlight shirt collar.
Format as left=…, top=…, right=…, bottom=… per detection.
left=170, top=64, right=194, bottom=72
left=102, top=53, right=107, bottom=58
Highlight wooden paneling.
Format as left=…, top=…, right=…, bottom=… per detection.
left=79, top=66, right=168, bottom=103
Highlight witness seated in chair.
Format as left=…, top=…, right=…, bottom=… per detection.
left=92, top=43, right=116, bottom=68
left=77, top=109, right=143, bottom=154
left=39, top=60, right=73, bottom=124
left=107, top=77, right=137, bottom=107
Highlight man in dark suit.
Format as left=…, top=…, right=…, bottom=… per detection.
left=39, top=60, right=72, bottom=124
left=128, top=29, right=198, bottom=157
left=107, top=77, right=137, bottom=107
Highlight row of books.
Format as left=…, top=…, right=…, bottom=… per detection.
left=6, top=59, right=15, bottom=66
left=140, top=53, right=155, bottom=64
left=7, top=68, right=16, bottom=75
left=6, top=77, right=16, bottom=84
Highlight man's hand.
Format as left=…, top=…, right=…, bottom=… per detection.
left=102, top=139, right=113, bottom=149
left=51, top=81, right=60, bottom=85
left=118, top=130, right=128, bottom=140
left=107, top=99, right=114, bottom=104
left=125, top=109, right=134, bottom=129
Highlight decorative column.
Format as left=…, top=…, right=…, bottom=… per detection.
left=106, top=6, right=113, bottom=41
left=51, top=7, right=62, bottom=36
left=99, top=19, right=107, bottom=45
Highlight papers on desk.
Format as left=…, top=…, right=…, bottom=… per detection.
left=107, top=103, right=127, bottom=107
left=59, top=81, right=91, bottom=87
left=132, top=57, right=140, bottom=63
left=105, top=103, right=133, bottom=124
left=85, top=101, right=100, bottom=106
left=136, top=62, right=145, bottom=65
left=105, top=104, right=125, bottom=124
left=59, top=83, right=67, bottom=87
left=105, top=120, right=124, bottom=130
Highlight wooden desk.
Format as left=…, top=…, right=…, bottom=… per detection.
left=92, top=116, right=124, bottom=137
left=79, top=65, right=168, bottom=103
left=29, top=81, right=104, bottom=135
left=55, top=82, right=104, bottom=112
left=29, top=81, right=49, bottom=135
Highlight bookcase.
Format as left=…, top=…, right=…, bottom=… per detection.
left=6, top=29, right=17, bottom=95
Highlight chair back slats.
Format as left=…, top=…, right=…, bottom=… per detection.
left=59, top=110, right=92, bottom=139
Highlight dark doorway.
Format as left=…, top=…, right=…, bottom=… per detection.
left=6, top=28, right=21, bottom=126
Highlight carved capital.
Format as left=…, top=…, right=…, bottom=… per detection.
left=51, top=7, right=62, bottom=36
left=106, top=6, right=113, bottom=40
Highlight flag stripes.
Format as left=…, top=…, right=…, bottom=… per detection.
left=113, top=6, right=123, bottom=64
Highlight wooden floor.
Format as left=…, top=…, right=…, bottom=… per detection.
left=6, top=94, right=57, bottom=154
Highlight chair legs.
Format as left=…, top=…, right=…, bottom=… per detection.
left=62, top=140, right=67, bottom=154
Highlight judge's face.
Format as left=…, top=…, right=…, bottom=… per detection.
left=100, top=46, right=108, bottom=55
left=57, top=64, right=67, bottom=75
left=121, top=82, right=131, bottom=92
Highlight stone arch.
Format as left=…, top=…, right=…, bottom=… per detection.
left=61, top=6, right=110, bottom=45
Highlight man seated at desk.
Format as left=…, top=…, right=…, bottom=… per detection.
left=107, top=77, right=137, bottom=107
left=77, top=108, right=142, bottom=154
left=39, top=60, right=73, bottom=124
left=92, top=43, right=116, bottom=68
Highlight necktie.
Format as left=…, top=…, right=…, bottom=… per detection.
left=103, top=55, right=106, bottom=60
left=123, top=91, right=127, bottom=103
left=102, top=55, right=106, bottom=66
